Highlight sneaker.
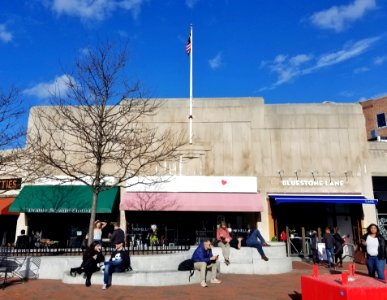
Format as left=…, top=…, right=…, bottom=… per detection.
left=200, top=281, right=208, bottom=288
left=102, top=284, right=107, bottom=290
left=210, top=278, right=222, bottom=284
left=262, top=256, right=269, bottom=261
left=262, top=243, right=271, bottom=247
left=70, top=269, right=76, bottom=277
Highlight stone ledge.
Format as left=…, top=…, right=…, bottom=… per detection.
left=39, top=242, right=292, bottom=286
left=63, top=270, right=211, bottom=286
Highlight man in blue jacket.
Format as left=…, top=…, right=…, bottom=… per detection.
left=192, top=238, right=221, bottom=287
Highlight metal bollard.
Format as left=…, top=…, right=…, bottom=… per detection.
left=341, top=272, right=348, bottom=285
left=313, top=265, right=318, bottom=277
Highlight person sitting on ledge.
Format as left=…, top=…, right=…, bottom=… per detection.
left=70, top=241, right=105, bottom=287
left=230, top=234, right=245, bottom=250
left=102, top=241, right=131, bottom=290
left=192, top=238, right=222, bottom=288
left=246, top=222, right=270, bottom=261
left=216, top=221, right=232, bottom=265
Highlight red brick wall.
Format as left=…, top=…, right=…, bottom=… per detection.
left=360, top=96, right=387, bottom=140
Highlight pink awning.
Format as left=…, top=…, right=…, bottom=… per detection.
left=120, top=192, right=263, bottom=212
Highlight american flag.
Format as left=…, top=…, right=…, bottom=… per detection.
left=186, top=33, right=191, bottom=55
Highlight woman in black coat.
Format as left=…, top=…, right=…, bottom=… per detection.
left=70, top=241, right=105, bottom=287
left=361, top=223, right=386, bottom=280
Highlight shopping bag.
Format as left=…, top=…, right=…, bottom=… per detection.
left=317, top=243, right=327, bottom=261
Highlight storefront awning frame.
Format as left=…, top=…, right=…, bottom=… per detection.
left=269, top=194, right=377, bottom=205
left=0, top=197, right=19, bottom=215
left=9, top=185, right=119, bottom=213
left=121, top=192, right=263, bottom=212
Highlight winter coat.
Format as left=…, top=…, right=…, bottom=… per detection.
left=192, top=242, right=213, bottom=263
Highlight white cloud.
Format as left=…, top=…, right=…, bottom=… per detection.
left=354, top=67, right=369, bottom=74
left=23, top=74, right=75, bottom=99
left=260, top=36, right=379, bottom=90
left=47, top=0, right=146, bottom=21
left=374, top=56, right=387, bottom=65
left=313, top=37, right=379, bottom=69
left=0, top=24, right=13, bottom=43
left=186, top=0, right=199, bottom=9
left=209, top=52, right=223, bottom=70
left=310, top=0, right=377, bottom=32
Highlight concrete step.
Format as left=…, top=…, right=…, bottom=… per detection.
left=219, top=257, right=292, bottom=275
left=62, top=269, right=213, bottom=286
left=40, top=242, right=292, bottom=286
left=211, top=242, right=288, bottom=264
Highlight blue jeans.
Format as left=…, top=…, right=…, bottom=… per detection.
left=103, top=260, right=124, bottom=285
left=326, top=248, right=334, bottom=265
left=367, top=256, right=385, bottom=280
left=246, top=240, right=265, bottom=257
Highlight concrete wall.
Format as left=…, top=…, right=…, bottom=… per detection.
left=26, top=98, right=378, bottom=239
left=45, top=243, right=291, bottom=286
left=151, top=99, right=376, bottom=237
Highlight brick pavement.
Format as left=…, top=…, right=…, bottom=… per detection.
left=1, top=262, right=370, bottom=300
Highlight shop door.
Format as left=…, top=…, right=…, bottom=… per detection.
left=336, top=216, right=353, bottom=245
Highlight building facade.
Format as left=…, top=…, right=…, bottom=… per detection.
left=361, top=96, right=387, bottom=239
left=361, top=96, right=387, bottom=140
left=8, top=97, right=380, bottom=246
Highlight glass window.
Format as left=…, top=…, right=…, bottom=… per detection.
left=377, top=113, right=386, bottom=128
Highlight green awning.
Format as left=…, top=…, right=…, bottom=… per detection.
left=9, top=185, right=119, bottom=213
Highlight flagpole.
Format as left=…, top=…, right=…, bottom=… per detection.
left=189, top=24, right=193, bottom=145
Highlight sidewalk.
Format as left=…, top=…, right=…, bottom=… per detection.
left=1, top=262, right=369, bottom=300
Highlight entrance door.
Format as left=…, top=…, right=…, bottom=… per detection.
left=336, top=216, right=353, bottom=245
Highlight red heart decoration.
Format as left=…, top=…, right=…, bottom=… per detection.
left=221, top=180, right=227, bottom=185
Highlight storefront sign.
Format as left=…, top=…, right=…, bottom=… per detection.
left=126, top=176, right=258, bottom=193
left=22, top=208, right=92, bottom=213
left=281, top=179, right=344, bottom=187
left=0, top=178, right=22, bottom=190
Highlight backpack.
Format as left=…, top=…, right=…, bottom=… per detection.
left=178, top=259, right=195, bottom=282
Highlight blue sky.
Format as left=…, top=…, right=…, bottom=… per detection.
left=0, top=0, right=386, bottom=107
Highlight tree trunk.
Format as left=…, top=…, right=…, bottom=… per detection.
left=88, top=189, right=99, bottom=246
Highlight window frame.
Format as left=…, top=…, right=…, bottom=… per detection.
left=376, top=112, right=386, bottom=129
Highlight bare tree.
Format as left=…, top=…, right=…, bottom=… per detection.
left=25, top=42, right=185, bottom=245
left=0, top=87, right=25, bottom=177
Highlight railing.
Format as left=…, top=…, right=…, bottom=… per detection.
left=0, top=244, right=191, bottom=257
left=128, top=244, right=191, bottom=255
left=0, top=247, right=85, bottom=256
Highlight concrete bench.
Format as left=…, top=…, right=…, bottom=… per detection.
left=211, top=242, right=292, bottom=275
left=41, top=242, right=292, bottom=286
